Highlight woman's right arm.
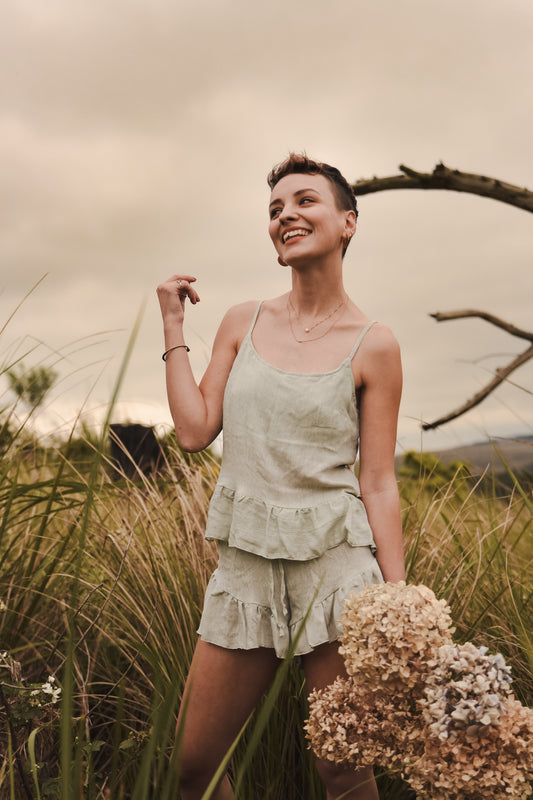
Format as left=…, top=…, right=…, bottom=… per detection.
left=156, top=275, right=251, bottom=452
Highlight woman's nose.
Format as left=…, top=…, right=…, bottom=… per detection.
left=279, top=203, right=298, bottom=221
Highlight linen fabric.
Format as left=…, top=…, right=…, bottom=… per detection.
left=205, top=304, right=378, bottom=560
left=198, top=541, right=383, bottom=658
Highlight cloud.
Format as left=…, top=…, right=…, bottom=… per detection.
left=1, top=0, right=532, bottom=451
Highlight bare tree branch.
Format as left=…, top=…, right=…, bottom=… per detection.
left=351, top=163, right=533, bottom=430
left=422, top=310, right=533, bottom=430
left=353, top=163, right=533, bottom=213
left=429, top=310, right=533, bottom=343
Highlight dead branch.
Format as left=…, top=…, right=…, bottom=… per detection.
left=430, top=310, right=533, bottom=343
left=353, top=163, right=533, bottom=213
left=422, top=310, right=533, bottom=430
left=350, top=164, right=533, bottom=429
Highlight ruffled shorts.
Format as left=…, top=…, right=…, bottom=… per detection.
left=197, top=540, right=383, bottom=658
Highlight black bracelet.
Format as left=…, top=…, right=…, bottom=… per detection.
left=162, top=344, right=190, bottom=361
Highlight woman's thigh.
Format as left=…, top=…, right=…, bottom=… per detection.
left=301, top=639, right=347, bottom=692
left=178, top=639, right=280, bottom=768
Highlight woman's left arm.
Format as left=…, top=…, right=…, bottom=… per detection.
left=356, top=324, right=405, bottom=583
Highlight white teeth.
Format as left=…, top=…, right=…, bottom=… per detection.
left=283, top=229, right=309, bottom=243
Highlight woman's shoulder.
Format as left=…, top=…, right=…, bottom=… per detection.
left=222, top=299, right=261, bottom=325
left=356, top=322, right=402, bottom=391
left=346, top=301, right=400, bottom=358
left=215, top=300, right=262, bottom=350
left=365, top=322, right=401, bottom=355
left=222, top=295, right=287, bottom=328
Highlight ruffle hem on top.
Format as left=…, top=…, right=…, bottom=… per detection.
left=205, top=484, right=377, bottom=560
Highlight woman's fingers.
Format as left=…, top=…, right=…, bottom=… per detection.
left=173, top=276, right=200, bottom=305
left=157, top=276, right=200, bottom=304
left=156, top=275, right=200, bottom=323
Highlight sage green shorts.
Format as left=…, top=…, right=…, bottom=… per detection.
left=197, top=540, right=383, bottom=658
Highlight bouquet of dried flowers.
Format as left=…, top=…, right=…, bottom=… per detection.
left=305, top=582, right=533, bottom=800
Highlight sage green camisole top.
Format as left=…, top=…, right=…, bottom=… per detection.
left=204, top=304, right=378, bottom=560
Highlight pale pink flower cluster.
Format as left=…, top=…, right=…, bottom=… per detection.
left=339, top=582, right=454, bottom=695
left=409, top=699, right=533, bottom=799
left=305, top=676, right=421, bottom=772
left=305, top=582, right=533, bottom=799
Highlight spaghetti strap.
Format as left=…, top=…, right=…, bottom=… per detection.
left=247, top=302, right=263, bottom=337
left=349, top=320, right=377, bottom=360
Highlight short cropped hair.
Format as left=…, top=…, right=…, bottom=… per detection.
left=267, top=153, right=358, bottom=220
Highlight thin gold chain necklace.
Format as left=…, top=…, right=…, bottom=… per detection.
left=288, top=294, right=346, bottom=332
left=287, top=294, right=347, bottom=343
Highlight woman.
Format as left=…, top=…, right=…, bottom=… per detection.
left=157, top=154, right=405, bottom=800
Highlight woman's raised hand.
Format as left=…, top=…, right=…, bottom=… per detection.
left=156, top=275, right=200, bottom=324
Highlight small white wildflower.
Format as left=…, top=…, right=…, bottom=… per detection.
left=40, top=678, right=61, bottom=703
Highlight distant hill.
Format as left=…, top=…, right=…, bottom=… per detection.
left=397, top=435, right=533, bottom=477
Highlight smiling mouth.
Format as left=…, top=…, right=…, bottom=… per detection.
left=282, top=228, right=310, bottom=244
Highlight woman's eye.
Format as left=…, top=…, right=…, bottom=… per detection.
left=270, top=208, right=281, bottom=219
left=300, top=197, right=314, bottom=205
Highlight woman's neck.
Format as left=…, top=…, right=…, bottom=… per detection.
left=289, top=265, right=346, bottom=316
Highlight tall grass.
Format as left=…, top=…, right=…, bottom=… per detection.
left=1, top=415, right=532, bottom=797
left=402, top=454, right=533, bottom=705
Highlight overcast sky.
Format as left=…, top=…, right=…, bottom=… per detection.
left=2, top=0, right=532, bottom=455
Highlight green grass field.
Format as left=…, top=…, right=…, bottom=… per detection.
left=1, top=411, right=532, bottom=798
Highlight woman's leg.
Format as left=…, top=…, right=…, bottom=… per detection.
left=177, top=638, right=280, bottom=800
left=302, top=641, right=379, bottom=800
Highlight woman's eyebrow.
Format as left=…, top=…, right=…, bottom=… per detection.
left=269, top=187, right=321, bottom=209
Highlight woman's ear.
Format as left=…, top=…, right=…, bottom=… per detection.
left=341, top=210, right=357, bottom=254
left=345, top=209, right=357, bottom=238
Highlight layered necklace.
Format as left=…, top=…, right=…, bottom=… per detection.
left=287, top=293, right=347, bottom=343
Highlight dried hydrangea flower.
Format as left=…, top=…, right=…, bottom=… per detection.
left=339, top=582, right=454, bottom=695
left=305, top=676, right=423, bottom=772
left=421, top=642, right=513, bottom=741
left=405, top=697, right=533, bottom=800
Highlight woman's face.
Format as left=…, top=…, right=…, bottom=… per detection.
left=268, top=173, right=355, bottom=266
